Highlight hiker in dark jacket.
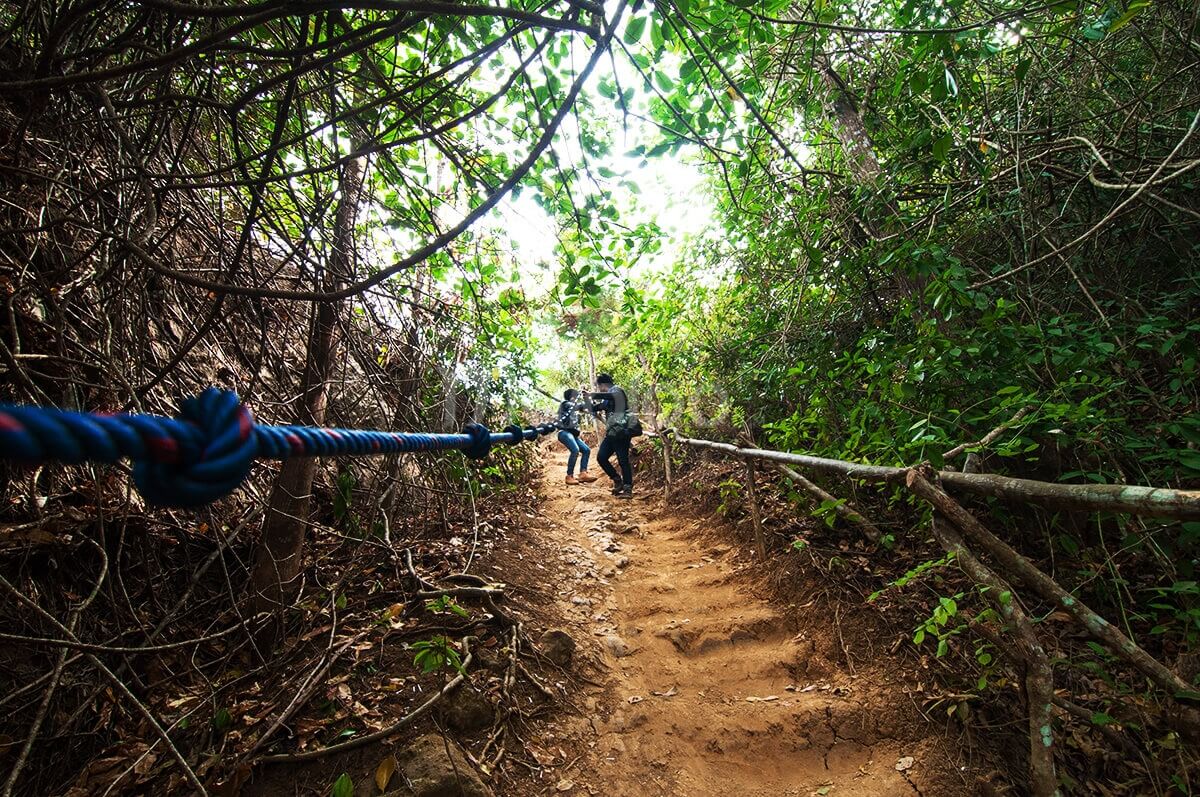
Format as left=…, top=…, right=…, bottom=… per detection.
left=556, top=389, right=597, bottom=485
left=589, top=373, right=635, bottom=498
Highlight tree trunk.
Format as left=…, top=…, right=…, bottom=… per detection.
left=251, top=152, right=366, bottom=618
left=814, top=51, right=886, bottom=187
left=586, top=339, right=601, bottom=433
left=438, top=338, right=466, bottom=432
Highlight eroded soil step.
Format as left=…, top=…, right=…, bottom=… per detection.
left=525, top=447, right=964, bottom=797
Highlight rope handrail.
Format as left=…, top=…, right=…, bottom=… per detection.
left=0, top=388, right=557, bottom=507
left=654, top=429, right=1200, bottom=521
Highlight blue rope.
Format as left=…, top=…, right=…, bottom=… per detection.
left=0, top=388, right=557, bottom=508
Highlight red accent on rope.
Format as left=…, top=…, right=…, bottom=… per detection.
left=148, top=436, right=179, bottom=463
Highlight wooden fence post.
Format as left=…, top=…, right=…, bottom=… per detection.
left=744, top=457, right=767, bottom=560
left=661, top=433, right=674, bottom=497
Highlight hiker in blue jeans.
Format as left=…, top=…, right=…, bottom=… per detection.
left=556, top=389, right=597, bottom=485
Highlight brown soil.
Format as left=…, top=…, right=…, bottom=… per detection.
left=523, top=447, right=969, bottom=797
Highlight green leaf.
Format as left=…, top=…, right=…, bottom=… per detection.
left=650, top=20, right=664, bottom=51
left=332, top=773, right=354, bottom=797
left=1109, top=0, right=1148, bottom=32
left=932, top=132, right=953, bottom=161
left=624, top=15, right=647, bottom=44
left=1178, top=450, right=1200, bottom=474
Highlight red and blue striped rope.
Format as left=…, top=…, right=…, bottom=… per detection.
left=0, top=388, right=556, bottom=507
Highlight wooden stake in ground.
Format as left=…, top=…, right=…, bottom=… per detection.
left=661, top=432, right=674, bottom=497
left=925, top=515, right=1059, bottom=797
left=744, top=457, right=768, bottom=560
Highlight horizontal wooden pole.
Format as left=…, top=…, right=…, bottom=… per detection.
left=666, top=433, right=1200, bottom=521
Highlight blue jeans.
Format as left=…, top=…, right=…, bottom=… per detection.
left=558, top=430, right=590, bottom=475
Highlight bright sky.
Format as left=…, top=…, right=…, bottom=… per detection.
left=494, top=149, right=711, bottom=286
left=483, top=14, right=718, bottom=302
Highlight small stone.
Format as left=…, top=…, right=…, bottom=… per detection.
left=389, top=734, right=493, bottom=797
left=729, top=628, right=756, bottom=645
left=603, top=635, right=631, bottom=658
left=540, top=629, right=576, bottom=667
left=601, top=734, right=627, bottom=754
left=441, top=687, right=494, bottom=733
left=895, top=756, right=915, bottom=772
left=473, top=648, right=506, bottom=674
left=571, top=595, right=591, bottom=606
left=669, top=630, right=689, bottom=651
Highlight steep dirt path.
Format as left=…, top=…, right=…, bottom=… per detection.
left=531, top=447, right=961, bottom=796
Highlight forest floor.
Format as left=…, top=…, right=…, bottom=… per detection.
left=510, top=446, right=970, bottom=797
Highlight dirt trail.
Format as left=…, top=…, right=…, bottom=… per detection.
left=531, top=448, right=960, bottom=796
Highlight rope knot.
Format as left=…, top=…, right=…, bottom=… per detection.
left=133, top=389, right=257, bottom=507
left=461, top=423, right=492, bottom=460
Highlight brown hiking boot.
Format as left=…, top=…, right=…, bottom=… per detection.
left=576, top=471, right=598, bottom=483
left=565, top=475, right=580, bottom=485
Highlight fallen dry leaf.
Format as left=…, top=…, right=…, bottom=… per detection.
left=375, top=755, right=397, bottom=791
